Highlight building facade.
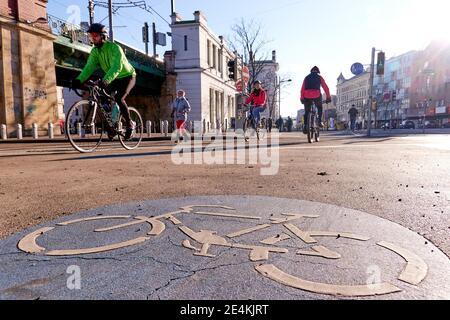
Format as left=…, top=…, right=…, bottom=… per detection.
left=170, top=11, right=237, bottom=130
left=336, top=71, right=370, bottom=126
left=0, top=0, right=59, bottom=137
left=373, top=51, right=416, bottom=127
left=251, top=51, right=280, bottom=120
left=410, top=41, right=450, bottom=127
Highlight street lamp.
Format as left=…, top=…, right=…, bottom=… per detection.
left=25, top=17, right=48, bottom=25
left=422, top=68, right=435, bottom=133
left=278, top=77, right=292, bottom=119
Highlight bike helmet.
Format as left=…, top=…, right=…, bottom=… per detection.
left=253, top=80, right=262, bottom=85
left=87, top=23, right=108, bottom=35
left=311, top=66, right=320, bottom=73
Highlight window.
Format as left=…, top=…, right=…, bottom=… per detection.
left=212, top=45, right=217, bottom=69
left=218, top=49, right=223, bottom=74
left=184, top=35, right=188, bottom=51
left=207, top=40, right=211, bottom=66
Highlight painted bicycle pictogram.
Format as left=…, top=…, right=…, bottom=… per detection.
left=18, top=205, right=428, bottom=297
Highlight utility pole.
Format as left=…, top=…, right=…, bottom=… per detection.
left=171, top=0, right=175, bottom=15
left=367, top=47, right=376, bottom=137
left=152, top=22, right=157, bottom=56
left=88, top=0, right=95, bottom=25
left=108, top=0, right=114, bottom=41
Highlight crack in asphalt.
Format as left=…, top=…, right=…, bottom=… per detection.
left=146, top=254, right=254, bottom=300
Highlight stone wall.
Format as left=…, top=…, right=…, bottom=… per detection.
left=0, top=0, right=58, bottom=137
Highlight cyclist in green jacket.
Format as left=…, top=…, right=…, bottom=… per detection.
left=72, top=23, right=136, bottom=139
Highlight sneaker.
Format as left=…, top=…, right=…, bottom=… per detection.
left=124, top=121, right=136, bottom=140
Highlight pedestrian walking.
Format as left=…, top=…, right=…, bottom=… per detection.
left=171, top=90, right=191, bottom=143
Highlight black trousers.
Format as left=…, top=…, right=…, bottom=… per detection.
left=107, top=76, right=135, bottom=125
left=304, top=98, right=323, bottom=125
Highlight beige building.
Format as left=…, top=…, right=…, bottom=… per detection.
left=0, top=0, right=59, bottom=137
left=170, top=11, right=237, bottom=130
left=336, top=71, right=370, bottom=125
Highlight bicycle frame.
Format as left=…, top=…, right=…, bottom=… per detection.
left=75, top=81, right=116, bottom=131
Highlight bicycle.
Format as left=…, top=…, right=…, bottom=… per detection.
left=65, top=80, right=143, bottom=153
left=305, top=100, right=326, bottom=144
left=18, top=204, right=428, bottom=297
left=243, top=104, right=267, bottom=142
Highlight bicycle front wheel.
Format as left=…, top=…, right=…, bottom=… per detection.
left=243, top=117, right=251, bottom=141
left=66, top=100, right=104, bottom=153
left=118, top=107, right=143, bottom=150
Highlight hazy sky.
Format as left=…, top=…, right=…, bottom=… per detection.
left=48, top=0, right=450, bottom=117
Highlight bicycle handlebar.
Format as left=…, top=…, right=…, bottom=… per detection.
left=70, top=79, right=113, bottom=100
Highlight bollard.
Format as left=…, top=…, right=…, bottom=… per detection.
left=48, top=123, right=54, bottom=139
left=224, top=119, right=228, bottom=132
left=32, top=123, right=38, bottom=139
left=16, top=124, right=23, bottom=140
left=207, top=122, right=210, bottom=133
left=164, top=120, right=169, bottom=137
left=146, top=120, right=152, bottom=137
left=1, top=124, right=7, bottom=140
left=160, top=120, right=164, bottom=135
left=77, top=123, right=82, bottom=138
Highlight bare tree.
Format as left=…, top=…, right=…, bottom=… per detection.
left=229, top=18, right=271, bottom=93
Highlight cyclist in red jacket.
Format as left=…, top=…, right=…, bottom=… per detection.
left=245, top=80, right=267, bottom=129
left=301, top=66, right=331, bottom=134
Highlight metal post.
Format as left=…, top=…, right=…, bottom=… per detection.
left=367, top=47, right=376, bottom=137
left=164, top=120, right=169, bottom=136
left=144, top=22, right=149, bottom=55
left=278, top=76, right=281, bottom=120
left=48, top=123, right=54, bottom=139
left=108, top=0, right=114, bottom=41
left=16, top=124, right=23, bottom=139
left=77, top=123, right=82, bottom=138
left=88, top=0, right=95, bottom=25
left=1, top=124, right=7, bottom=140
left=146, top=120, right=152, bottom=137
left=32, top=123, right=38, bottom=139
left=171, top=0, right=175, bottom=15
left=152, top=22, right=157, bottom=57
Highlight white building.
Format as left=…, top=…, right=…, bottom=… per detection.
left=336, top=71, right=370, bottom=125
left=170, top=11, right=237, bottom=129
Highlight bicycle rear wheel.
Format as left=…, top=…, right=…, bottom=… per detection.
left=314, top=128, right=320, bottom=142
left=307, top=114, right=313, bottom=144
left=66, top=100, right=104, bottom=153
left=118, top=107, right=143, bottom=150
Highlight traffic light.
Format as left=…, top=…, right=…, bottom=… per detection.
left=142, top=23, right=149, bottom=43
left=392, top=90, right=397, bottom=101
left=227, top=59, right=237, bottom=81
left=376, top=51, right=385, bottom=75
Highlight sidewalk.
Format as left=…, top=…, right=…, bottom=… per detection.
left=323, top=128, right=450, bottom=137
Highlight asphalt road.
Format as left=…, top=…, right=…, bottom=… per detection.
left=0, top=131, right=449, bottom=259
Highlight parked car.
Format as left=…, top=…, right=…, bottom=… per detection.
left=442, top=122, right=450, bottom=128
left=425, top=121, right=437, bottom=129
left=400, top=120, right=415, bottom=129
